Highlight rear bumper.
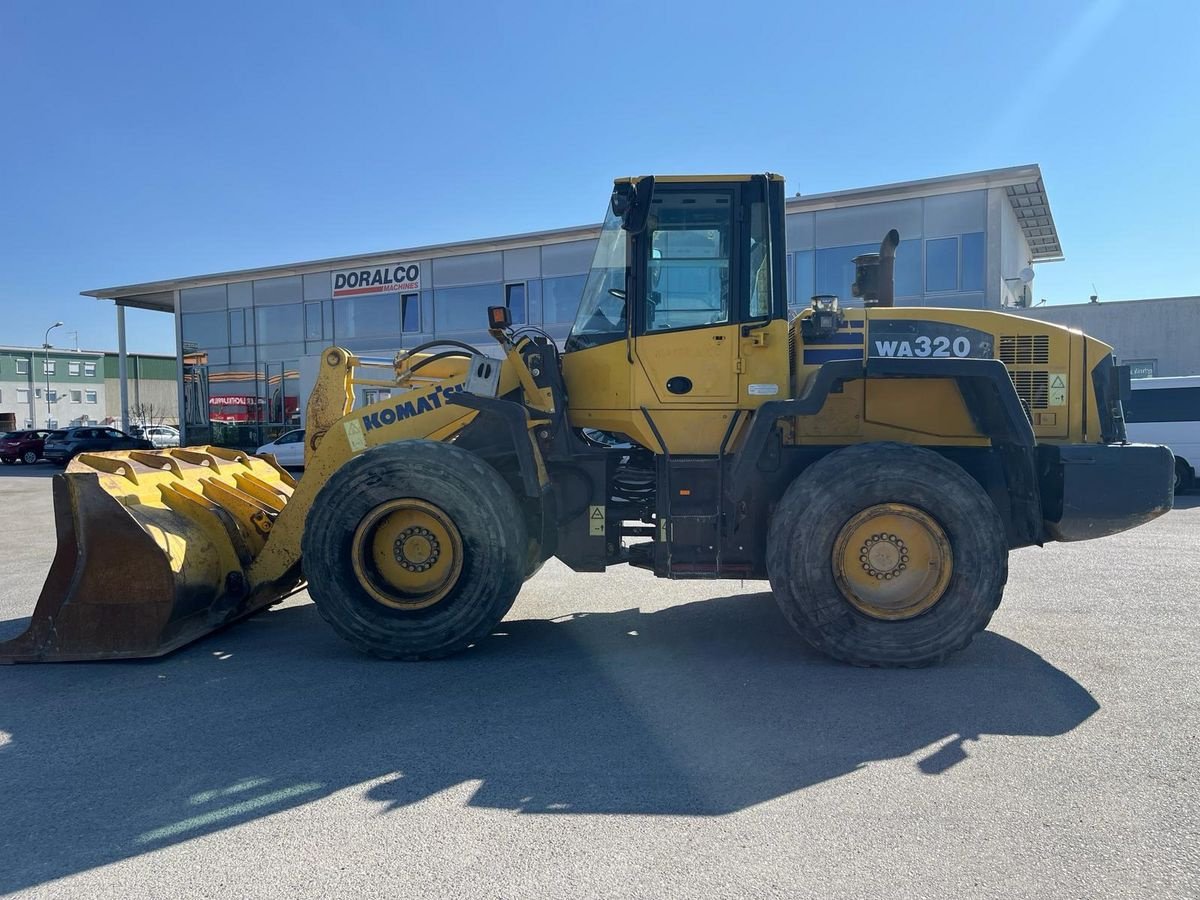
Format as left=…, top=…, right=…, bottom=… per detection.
left=1039, top=442, right=1174, bottom=542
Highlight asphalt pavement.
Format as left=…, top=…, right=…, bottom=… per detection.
left=0, top=463, right=1196, bottom=899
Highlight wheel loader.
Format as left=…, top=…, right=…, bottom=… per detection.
left=0, top=173, right=1175, bottom=667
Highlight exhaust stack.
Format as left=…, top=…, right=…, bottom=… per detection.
left=852, top=229, right=901, bottom=308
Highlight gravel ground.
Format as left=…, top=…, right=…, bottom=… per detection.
left=0, top=463, right=1196, bottom=899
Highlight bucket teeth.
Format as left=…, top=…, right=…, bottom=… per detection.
left=0, top=446, right=303, bottom=663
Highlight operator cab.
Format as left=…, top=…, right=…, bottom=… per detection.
left=566, top=174, right=789, bottom=353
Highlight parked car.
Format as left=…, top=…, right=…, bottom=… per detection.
left=42, top=427, right=154, bottom=466
left=0, top=430, right=52, bottom=465
left=256, top=429, right=306, bottom=468
left=131, top=424, right=180, bottom=448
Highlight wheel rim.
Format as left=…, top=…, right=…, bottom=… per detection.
left=23, top=451, right=36, bottom=464
left=350, top=499, right=463, bottom=610
left=832, top=503, right=953, bottom=621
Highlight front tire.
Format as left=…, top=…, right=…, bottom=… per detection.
left=302, top=440, right=528, bottom=660
left=766, top=442, right=1008, bottom=667
left=21, top=450, right=38, bottom=465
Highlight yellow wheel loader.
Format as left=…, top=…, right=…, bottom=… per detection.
left=0, top=174, right=1175, bottom=667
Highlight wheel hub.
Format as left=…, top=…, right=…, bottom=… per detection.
left=393, top=526, right=441, bottom=572
left=861, top=533, right=908, bottom=579
left=832, top=503, right=953, bottom=620
left=350, top=499, right=463, bottom=610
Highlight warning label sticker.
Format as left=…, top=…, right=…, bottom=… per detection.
left=343, top=419, right=367, bottom=453
left=1049, top=373, right=1067, bottom=406
left=588, top=505, right=605, bottom=537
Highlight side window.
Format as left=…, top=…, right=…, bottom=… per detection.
left=105, top=429, right=125, bottom=439
left=644, top=191, right=733, bottom=332
left=748, top=199, right=771, bottom=319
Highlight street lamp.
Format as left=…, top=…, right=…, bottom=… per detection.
left=43, top=321, right=63, bottom=428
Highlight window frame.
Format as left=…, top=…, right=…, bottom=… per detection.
left=401, top=292, right=421, bottom=333
left=632, top=183, right=742, bottom=337
left=85, top=390, right=97, bottom=404
left=505, top=282, right=527, bottom=326
left=83, top=362, right=96, bottom=377
left=68, top=361, right=81, bottom=376
left=15, top=358, right=29, bottom=375
left=44, top=360, right=56, bottom=376
left=924, top=232, right=985, bottom=294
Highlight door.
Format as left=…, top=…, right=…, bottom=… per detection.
left=632, top=187, right=739, bottom=404
left=103, top=428, right=135, bottom=450
left=276, top=430, right=306, bottom=466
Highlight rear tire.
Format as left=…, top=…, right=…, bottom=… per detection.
left=303, top=440, right=528, bottom=660
left=766, top=442, right=1008, bottom=667
left=21, top=450, right=38, bottom=465
left=1174, top=457, right=1193, bottom=494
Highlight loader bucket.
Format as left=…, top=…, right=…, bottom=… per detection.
left=0, top=447, right=305, bottom=663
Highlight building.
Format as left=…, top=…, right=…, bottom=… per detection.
left=0, top=347, right=177, bottom=432
left=1016, top=295, right=1200, bottom=378
left=103, top=352, right=178, bottom=426
left=0, top=347, right=105, bottom=431
left=82, top=164, right=1063, bottom=447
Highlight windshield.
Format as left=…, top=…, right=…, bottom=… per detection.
left=565, top=204, right=628, bottom=351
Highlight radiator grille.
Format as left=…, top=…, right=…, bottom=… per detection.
left=998, top=334, right=1049, bottom=365
left=1008, top=370, right=1049, bottom=411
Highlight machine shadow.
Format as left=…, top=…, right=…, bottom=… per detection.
left=0, top=591, right=1098, bottom=893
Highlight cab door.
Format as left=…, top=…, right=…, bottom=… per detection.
left=632, top=185, right=740, bottom=405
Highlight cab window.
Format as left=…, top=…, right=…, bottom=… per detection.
left=643, top=191, right=733, bottom=332
left=748, top=199, right=772, bottom=319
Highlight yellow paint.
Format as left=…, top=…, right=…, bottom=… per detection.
left=634, top=322, right=740, bottom=405
left=349, top=499, right=464, bottom=610
left=831, top=503, right=953, bottom=620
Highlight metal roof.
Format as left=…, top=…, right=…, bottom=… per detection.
left=1004, top=178, right=1063, bottom=261
left=84, top=164, right=1063, bottom=311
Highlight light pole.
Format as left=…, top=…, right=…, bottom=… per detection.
left=43, top=321, right=63, bottom=428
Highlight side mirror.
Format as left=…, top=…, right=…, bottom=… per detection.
left=611, top=176, right=655, bottom=234
left=610, top=183, right=635, bottom=218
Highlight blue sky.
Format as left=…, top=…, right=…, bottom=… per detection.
left=1, top=0, right=1196, bottom=353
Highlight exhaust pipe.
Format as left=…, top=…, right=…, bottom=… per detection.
left=851, top=229, right=901, bottom=308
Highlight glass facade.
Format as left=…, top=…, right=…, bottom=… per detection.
left=178, top=239, right=597, bottom=448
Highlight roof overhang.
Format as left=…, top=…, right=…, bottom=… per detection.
left=82, top=222, right=604, bottom=312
